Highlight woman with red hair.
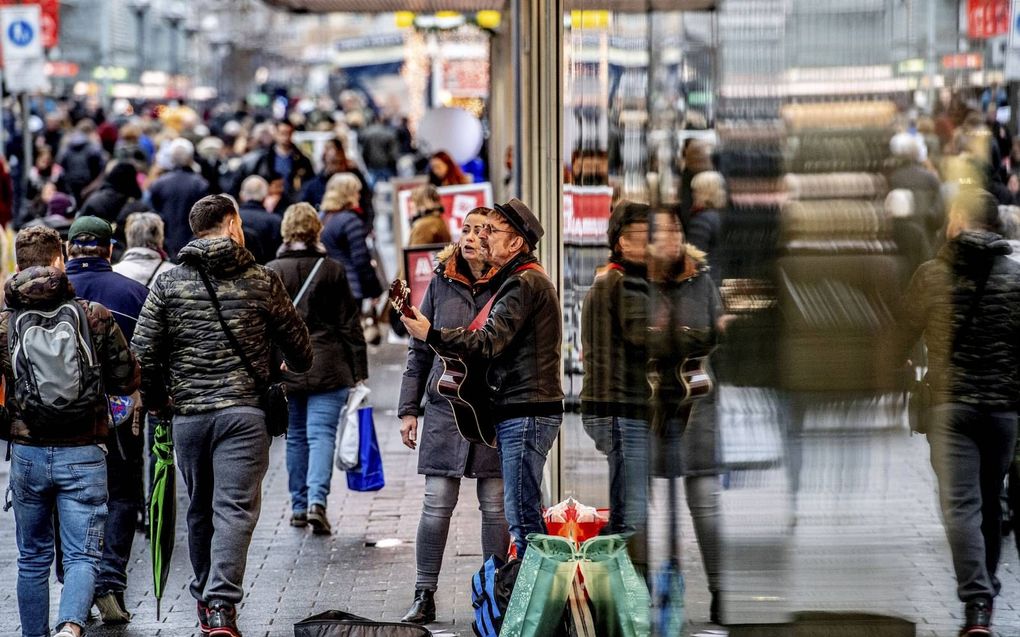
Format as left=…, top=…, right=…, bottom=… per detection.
left=428, top=151, right=471, bottom=187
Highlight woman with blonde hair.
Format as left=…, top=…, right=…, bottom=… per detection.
left=267, top=202, right=368, bottom=534
left=687, top=170, right=727, bottom=284
left=320, top=172, right=380, bottom=301
left=408, top=184, right=452, bottom=246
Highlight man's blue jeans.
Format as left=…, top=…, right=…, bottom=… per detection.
left=9, top=444, right=108, bottom=637
left=286, top=387, right=350, bottom=513
left=495, top=415, right=562, bottom=556
left=581, top=416, right=650, bottom=535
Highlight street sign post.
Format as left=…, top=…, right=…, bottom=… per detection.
left=0, top=4, right=45, bottom=93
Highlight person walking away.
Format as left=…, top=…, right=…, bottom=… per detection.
left=266, top=203, right=367, bottom=535
left=1, top=226, right=140, bottom=637
left=132, top=194, right=312, bottom=637
left=237, top=176, right=283, bottom=265
left=398, top=208, right=507, bottom=624
left=113, top=212, right=176, bottom=287
left=149, top=138, right=210, bottom=259
left=57, top=119, right=105, bottom=205
left=402, top=198, right=562, bottom=557
left=78, top=162, right=143, bottom=225
left=63, top=217, right=151, bottom=625
left=897, top=188, right=1020, bottom=637
left=298, top=138, right=374, bottom=222
left=686, top=172, right=726, bottom=286
left=889, top=132, right=946, bottom=243
left=359, top=117, right=400, bottom=188
left=320, top=172, right=380, bottom=302
left=407, top=185, right=452, bottom=246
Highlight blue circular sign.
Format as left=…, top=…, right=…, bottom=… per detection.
left=7, top=20, right=33, bottom=47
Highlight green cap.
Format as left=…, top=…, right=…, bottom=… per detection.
left=68, top=216, right=114, bottom=244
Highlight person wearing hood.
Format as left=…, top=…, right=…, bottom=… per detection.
left=1, top=226, right=140, bottom=637
left=148, top=138, right=210, bottom=260
left=897, top=188, right=1020, bottom=637
left=132, top=195, right=312, bottom=637
left=78, top=162, right=143, bottom=224
left=56, top=119, right=105, bottom=204
left=266, top=203, right=367, bottom=536
left=397, top=208, right=506, bottom=625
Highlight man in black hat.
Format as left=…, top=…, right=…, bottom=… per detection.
left=403, top=198, right=563, bottom=557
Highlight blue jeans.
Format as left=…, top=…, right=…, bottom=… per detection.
left=286, top=387, right=350, bottom=513
left=582, top=416, right=650, bottom=535
left=495, top=415, right=562, bottom=556
left=9, top=444, right=108, bottom=637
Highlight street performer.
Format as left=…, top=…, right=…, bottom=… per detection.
left=402, top=198, right=563, bottom=557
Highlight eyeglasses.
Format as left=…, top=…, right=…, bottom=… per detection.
left=482, top=224, right=516, bottom=236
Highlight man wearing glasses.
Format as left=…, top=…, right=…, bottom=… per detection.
left=402, top=198, right=563, bottom=557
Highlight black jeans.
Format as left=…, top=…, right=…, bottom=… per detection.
left=95, top=424, right=145, bottom=596
left=928, top=404, right=1017, bottom=603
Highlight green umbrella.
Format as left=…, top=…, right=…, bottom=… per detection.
left=149, top=418, right=176, bottom=620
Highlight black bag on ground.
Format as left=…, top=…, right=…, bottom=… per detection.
left=294, top=610, right=430, bottom=637
left=471, top=555, right=522, bottom=637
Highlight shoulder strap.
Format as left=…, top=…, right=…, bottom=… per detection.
left=197, top=268, right=267, bottom=390
left=293, top=258, right=324, bottom=307
left=144, top=259, right=166, bottom=287
left=466, top=261, right=545, bottom=331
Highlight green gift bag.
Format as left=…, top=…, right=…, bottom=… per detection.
left=578, top=535, right=652, bottom=637
left=500, top=534, right=578, bottom=637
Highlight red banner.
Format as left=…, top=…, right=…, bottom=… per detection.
left=967, top=0, right=1009, bottom=39
left=563, top=185, right=613, bottom=245
left=402, top=244, right=445, bottom=310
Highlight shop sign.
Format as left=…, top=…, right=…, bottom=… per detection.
left=44, top=60, right=78, bottom=77
left=942, top=53, right=985, bottom=69
left=968, top=0, right=1010, bottom=39
left=563, top=185, right=613, bottom=245
left=402, top=244, right=446, bottom=309
left=397, top=181, right=493, bottom=243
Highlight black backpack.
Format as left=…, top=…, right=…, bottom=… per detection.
left=8, top=301, right=104, bottom=428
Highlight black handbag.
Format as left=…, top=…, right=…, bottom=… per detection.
left=198, top=268, right=289, bottom=437
left=294, top=610, right=430, bottom=637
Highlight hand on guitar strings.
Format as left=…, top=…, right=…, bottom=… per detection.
left=400, top=306, right=432, bottom=341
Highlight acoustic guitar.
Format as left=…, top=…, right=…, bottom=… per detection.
left=389, top=280, right=497, bottom=448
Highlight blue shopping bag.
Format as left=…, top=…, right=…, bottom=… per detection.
left=346, top=407, right=385, bottom=492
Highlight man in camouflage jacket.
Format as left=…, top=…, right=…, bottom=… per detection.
left=131, top=195, right=312, bottom=637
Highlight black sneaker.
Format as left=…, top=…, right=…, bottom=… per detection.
left=960, top=599, right=992, bottom=636
left=197, top=601, right=211, bottom=634
left=207, top=600, right=242, bottom=637
left=290, top=512, right=307, bottom=528
left=308, top=504, right=331, bottom=535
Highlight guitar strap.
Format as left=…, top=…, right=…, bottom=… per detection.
left=467, top=262, right=545, bottom=331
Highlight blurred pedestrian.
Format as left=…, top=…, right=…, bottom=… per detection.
left=898, top=189, right=1020, bottom=637
left=687, top=171, right=726, bottom=285
left=78, top=162, right=143, bottom=224
left=428, top=151, right=470, bottom=187
left=320, top=173, right=379, bottom=302
left=237, top=175, right=282, bottom=265
left=149, top=138, right=210, bottom=259
left=407, top=185, right=451, bottom=246
left=298, top=138, right=374, bottom=222
left=23, top=192, right=76, bottom=240
left=244, top=121, right=313, bottom=211
left=63, top=216, right=150, bottom=626
left=359, top=116, right=400, bottom=187
left=267, top=203, right=367, bottom=535
left=132, top=194, right=312, bottom=637
left=397, top=208, right=506, bottom=625
left=2, top=226, right=140, bottom=637
left=889, top=132, right=946, bottom=240
left=57, top=119, right=105, bottom=205
left=113, top=211, right=176, bottom=287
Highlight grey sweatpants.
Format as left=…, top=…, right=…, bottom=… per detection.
left=173, top=407, right=269, bottom=605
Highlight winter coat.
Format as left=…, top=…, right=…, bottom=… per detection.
left=299, top=168, right=375, bottom=224
left=888, top=163, right=945, bottom=238
left=686, top=208, right=723, bottom=285
left=78, top=163, right=142, bottom=223
left=398, top=246, right=501, bottom=478
left=408, top=213, right=452, bottom=246
left=131, top=237, right=313, bottom=416
left=0, top=266, right=140, bottom=446
left=266, top=245, right=367, bottom=394
left=899, top=230, right=1020, bottom=408
left=113, top=247, right=176, bottom=288
left=65, top=257, right=150, bottom=343
left=248, top=145, right=314, bottom=197
left=428, top=252, right=564, bottom=419
left=648, top=250, right=722, bottom=478
left=321, top=208, right=378, bottom=300
left=580, top=259, right=652, bottom=420
left=57, top=133, right=104, bottom=202
left=238, top=201, right=282, bottom=265
left=149, top=167, right=210, bottom=260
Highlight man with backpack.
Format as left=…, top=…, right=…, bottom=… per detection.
left=132, top=194, right=312, bottom=637
left=1, top=225, right=140, bottom=637
left=64, top=216, right=151, bottom=625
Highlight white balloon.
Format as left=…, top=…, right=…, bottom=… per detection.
left=417, top=107, right=483, bottom=165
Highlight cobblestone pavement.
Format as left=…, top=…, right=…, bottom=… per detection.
left=1, top=344, right=1019, bottom=636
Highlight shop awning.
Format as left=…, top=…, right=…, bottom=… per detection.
left=264, top=0, right=715, bottom=12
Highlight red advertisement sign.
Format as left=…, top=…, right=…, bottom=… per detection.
left=398, top=182, right=494, bottom=244
left=967, top=0, right=1009, bottom=39
left=942, top=52, right=984, bottom=70
left=402, top=244, right=445, bottom=309
left=563, top=185, right=613, bottom=245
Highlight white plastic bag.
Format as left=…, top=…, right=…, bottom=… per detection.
left=335, top=383, right=372, bottom=471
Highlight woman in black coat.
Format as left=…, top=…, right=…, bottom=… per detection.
left=78, top=161, right=142, bottom=224
left=396, top=208, right=507, bottom=625
left=267, top=203, right=368, bottom=536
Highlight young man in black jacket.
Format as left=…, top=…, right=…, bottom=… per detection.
left=402, top=198, right=563, bottom=557
left=899, top=188, right=1020, bottom=637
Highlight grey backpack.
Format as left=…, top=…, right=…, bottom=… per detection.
left=8, top=301, right=104, bottom=428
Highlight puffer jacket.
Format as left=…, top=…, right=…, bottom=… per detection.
left=580, top=259, right=653, bottom=419
left=321, top=208, right=376, bottom=300
left=900, top=230, right=1020, bottom=407
left=427, top=251, right=563, bottom=419
left=398, top=245, right=501, bottom=478
left=267, top=244, right=367, bottom=393
left=131, top=237, right=313, bottom=416
left=0, top=266, right=140, bottom=445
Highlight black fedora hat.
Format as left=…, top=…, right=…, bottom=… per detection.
left=492, top=198, right=544, bottom=249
